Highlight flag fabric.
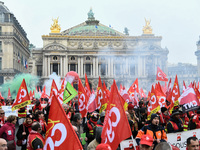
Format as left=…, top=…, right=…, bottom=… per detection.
left=147, top=86, right=160, bottom=120
left=183, top=81, right=187, bottom=93
left=101, top=81, right=109, bottom=112
left=154, top=84, right=166, bottom=108
left=101, top=80, right=132, bottom=150
left=86, top=91, right=97, bottom=113
left=128, top=78, right=139, bottom=94
left=78, top=79, right=88, bottom=118
left=63, top=82, right=78, bottom=104
left=120, top=87, right=131, bottom=104
left=24, top=59, right=28, bottom=69
left=43, top=94, right=83, bottom=150
left=96, top=77, right=104, bottom=111
left=168, top=75, right=180, bottom=113
left=139, top=88, right=147, bottom=98
left=178, top=84, right=199, bottom=113
left=7, top=88, right=11, bottom=99
left=166, top=78, right=172, bottom=97
left=12, top=79, right=31, bottom=111
left=95, top=25, right=98, bottom=29
left=156, top=67, right=168, bottom=81
left=41, top=86, right=49, bottom=99
left=85, top=73, right=91, bottom=98
left=29, top=91, right=33, bottom=100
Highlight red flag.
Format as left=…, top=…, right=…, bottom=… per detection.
left=155, top=85, right=166, bottom=108
left=12, top=79, right=31, bottom=111
left=78, top=79, right=88, bottom=118
left=179, top=84, right=199, bottom=112
left=85, top=73, right=91, bottom=97
left=41, top=86, right=49, bottom=99
left=43, top=94, right=83, bottom=150
left=183, top=80, right=187, bottom=93
left=168, top=75, right=180, bottom=113
left=120, top=88, right=131, bottom=104
left=166, top=78, right=172, bottom=97
left=29, top=91, right=33, bottom=100
left=139, top=88, right=147, bottom=98
left=128, top=78, right=139, bottom=94
left=32, top=90, right=35, bottom=98
left=156, top=66, right=168, bottom=81
left=96, top=77, right=104, bottom=111
left=50, top=80, right=59, bottom=98
left=147, top=86, right=160, bottom=120
left=86, top=91, right=97, bottom=113
left=101, top=80, right=132, bottom=150
left=7, top=88, right=11, bottom=99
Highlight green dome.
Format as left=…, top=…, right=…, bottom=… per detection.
left=68, top=24, right=118, bottom=36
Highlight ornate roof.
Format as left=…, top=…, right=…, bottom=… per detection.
left=0, top=1, right=11, bottom=14
left=62, top=8, right=124, bottom=37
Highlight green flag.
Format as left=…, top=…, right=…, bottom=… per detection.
left=63, top=82, right=78, bottom=104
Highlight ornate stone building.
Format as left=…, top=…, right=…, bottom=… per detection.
left=0, top=1, right=30, bottom=84
left=195, top=36, right=200, bottom=81
left=29, top=9, right=168, bottom=91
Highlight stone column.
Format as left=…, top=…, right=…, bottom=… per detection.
left=64, top=55, right=68, bottom=75
left=96, top=57, right=98, bottom=77
left=90, top=64, right=92, bottom=76
left=81, top=57, right=83, bottom=77
left=51, top=64, right=53, bottom=74
left=108, top=58, right=110, bottom=76
left=75, top=64, right=77, bottom=73
left=111, top=57, right=113, bottom=77
left=60, top=56, right=62, bottom=77
left=58, top=63, right=60, bottom=76
left=42, top=56, right=46, bottom=77
left=106, top=64, right=107, bottom=76
left=78, top=57, right=81, bottom=76
left=93, top=57, right=95, bottom=77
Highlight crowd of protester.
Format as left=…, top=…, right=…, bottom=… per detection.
left=0, top=96, right=199, bottom=150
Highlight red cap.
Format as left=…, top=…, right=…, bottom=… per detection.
left=140, top=135, right=154, bottom=146
left=96, top=143, right=112, bottom=150
left=128, top=103, right=134, bottom=110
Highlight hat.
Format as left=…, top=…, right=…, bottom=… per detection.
left=161, top=107, right=167, bottom=113
left=91, top=111, right=99, bottom=119
left=128, top=103, right=134, bottom=110
left=26, top=114, right=33, bottom=120
left=96, top=143, right=112, bottom=150
left=171, top=110, right=182, bottom=117
left=150, top=114, right=159, bottom=122
left=140, top=135, right=154, bottom=147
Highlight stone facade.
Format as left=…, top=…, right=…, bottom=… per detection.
left=29, top=9, right=168, bottom=92
left=0, top=2, right=30, bottom=84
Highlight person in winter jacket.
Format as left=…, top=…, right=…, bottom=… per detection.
left=16, top=114, right=33, bottom=150
left=87, top=127, right=102, bottom=150
left=0, top=115, right=17, bottom=150
left=167, top=110, right=183, bottom=133
left=26, top=122, right=44, bottom=150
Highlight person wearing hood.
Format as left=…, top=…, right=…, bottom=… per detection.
left=167, top=109, right=183, bottom=133
left=84, top=111, right=99, bottom=144
left=87, top=127, right=102, bottom=150
left=0, top=115, right=17, bottom=150
left=136, top=113, right=167, bottom=148
left=17, top=114, right=33, bottom=150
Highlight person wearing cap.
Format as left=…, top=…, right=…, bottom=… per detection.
left=84, top=111, right=99, bottom=144
left=188, top=110, right=200, bottom=130
left=139, top=135, right=154, bottom=150
left=95, top=143, right=112, bottom=150
left=136, top=113, right=167, bottom=148
left=167, top=109, right=183, bottom=133
left=17, top=114, right=33, bottom=150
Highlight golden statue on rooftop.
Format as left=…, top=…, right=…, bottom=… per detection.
left=50, top=17, right=61, bottom=33
left=143, top=18, right=153, bottom=34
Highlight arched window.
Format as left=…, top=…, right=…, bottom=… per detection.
left=71, top=56, right=75, bottom=60
left=86, top=56, right=90, bottom=60
left=53, top=56, right=57, bottom=60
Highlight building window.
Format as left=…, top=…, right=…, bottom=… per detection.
left=71, top=56, right=75, bottom=60
left=115, top=64, right=120, bottom=75
left=130, top=65, right=135, bottom=75
left=86, top=56, right=90, bottom=60
left=37, top=65, right=42, bottom=77
left=0, top=76, right=3, bottom=85
left=53, top=56, right=57, bottom=60
left=70, top=64, right=76, bottom=71
left=86, top=64, right=91, bottom=75
left=101, top=64, right=106, bottom=75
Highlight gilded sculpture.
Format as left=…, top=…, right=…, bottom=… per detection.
left=50, top=17, right=61, bottom=33
left=143, top=18, right=153, bottom=34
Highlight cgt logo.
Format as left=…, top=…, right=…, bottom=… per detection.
left=79, top=93, right=86, bottom=111
left=44, top=123, right=67, bottom=149
left=105, top=107, right=120, bottom=143
left=18, top=88, right=27, bottom=103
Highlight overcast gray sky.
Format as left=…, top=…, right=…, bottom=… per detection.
left=5, top=0, right=200, bottom=65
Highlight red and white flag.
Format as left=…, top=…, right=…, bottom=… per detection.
left=156, top=66, right=168, bottom=81
left=86, top=91, right=97, bottom=113
left=179, top=84, right=199, bottom=112
left=78, top=79, right=88, bottom=118
left=43, top=93, right=83, bottom=150
left=12, top=79, right=31, bottom=111
left=139, top=88, right=147, bottom=98
left=96, top=77, right=104, bottom=111
left=183, top=80, right=187, bottom=93
left=101, top=80, right=132, bottom=150
left=49, top=79, right=59, bottom=105
left=85, top=73, right=91, bottom=98
left=7, top=88, right=11, bottom=99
